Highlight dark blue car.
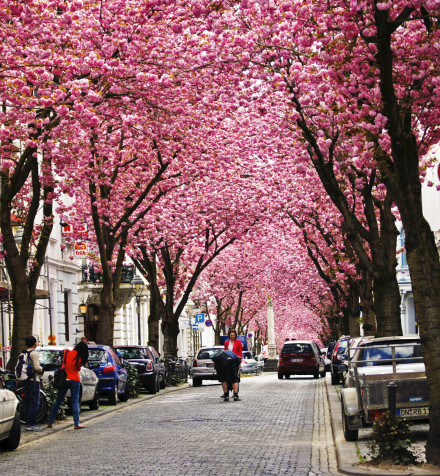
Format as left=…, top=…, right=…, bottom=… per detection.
left=87, top=345, right=128, bottom=405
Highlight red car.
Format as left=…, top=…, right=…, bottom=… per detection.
left=278, top=340, right=326, bottom=379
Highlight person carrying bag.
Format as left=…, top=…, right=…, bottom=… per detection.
left=47, top=341, right=89, bottom=430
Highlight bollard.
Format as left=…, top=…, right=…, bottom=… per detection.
left=388, top=381, right=397, bottom=417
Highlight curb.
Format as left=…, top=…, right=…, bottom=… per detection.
left=325, top=379, right=440, bottom=475
left=18, top=383, right=191, bottom=448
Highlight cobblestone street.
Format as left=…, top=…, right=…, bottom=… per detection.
left=0, top=374, right=339, bottom=476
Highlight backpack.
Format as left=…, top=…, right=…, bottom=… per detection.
left=15, top=351, right=35, bottom=381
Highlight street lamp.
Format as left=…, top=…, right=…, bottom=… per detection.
left=131, top=274, right=144, bottom=345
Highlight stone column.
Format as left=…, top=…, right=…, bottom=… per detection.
left=265, top=296, right=278, bottom=371
left=267, top=297, right=277, bottom=359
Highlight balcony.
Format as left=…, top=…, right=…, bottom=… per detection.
left=81, top=265, right=135, bottom=284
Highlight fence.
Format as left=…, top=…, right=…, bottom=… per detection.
left=165, top=358, right=188, bottom=385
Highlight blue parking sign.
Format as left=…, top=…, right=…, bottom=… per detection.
left=195, top=313, right=205, bottom=323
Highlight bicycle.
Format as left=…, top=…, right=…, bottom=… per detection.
left=1, top=371, right=49, bottom=424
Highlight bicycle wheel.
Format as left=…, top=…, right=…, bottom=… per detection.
left=36, top=390, right=49, bottom=423
left=18, top=388, right=49, bottom=424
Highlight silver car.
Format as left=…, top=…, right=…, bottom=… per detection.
left=190, top=346, right=223, bottom=386
left=241, top=351, right=258, bottom=374
left=0, top=372, right=20, bottom=450
left=36, top=346, right=100, bottom=410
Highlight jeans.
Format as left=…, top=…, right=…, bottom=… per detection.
left=49, top=380, right=81, bottom=426
left=25, top=379, right=40, bottom=426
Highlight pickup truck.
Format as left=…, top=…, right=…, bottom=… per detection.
left=340, top=335, right=429, bottom=441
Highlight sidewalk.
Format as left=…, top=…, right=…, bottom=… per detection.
left=18, top=383, right=191, bottom=448
left=325, top=378, right=440, bottom=475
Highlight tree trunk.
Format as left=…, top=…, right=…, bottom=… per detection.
left=9, top=294, right=36, bottom=368
left=348, top=286, right=361, bottom=337
left=96, top=276, right=116, bottom=347
left=373, top=271, right=402, bottom=337
left=372, top=9, right=440, bottom=461
left=161, top=308, right=179, bottom=358
left=358, top=271, right=377, bottom=336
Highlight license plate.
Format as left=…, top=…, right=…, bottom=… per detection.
left=291, top=358, right=303, bottom=362
left=397, top=407, right=429, bottom=417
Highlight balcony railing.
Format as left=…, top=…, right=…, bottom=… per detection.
left=81, top=265, right=135, bottom=284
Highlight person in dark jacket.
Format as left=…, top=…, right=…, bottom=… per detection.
left=219, top=329, right=242, bottom=401
left=47, top=341, right=89, bottom=430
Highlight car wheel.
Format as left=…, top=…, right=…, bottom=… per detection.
left=331, top=372, right=339, bottom=385
left=278, top=373, right=283, bottom=380
left=341, top=400, right=359, bottom=441
left=3, top=410, right=21, bottom=451
left=119, top=382, right=129, bottom=402
left=149, top=375, right=158, bottom=394
left=192, top=377, right=202, bottom=387
left=108, top=384, right=118, bottom=405
left=89, top=387, right=100, bottom=410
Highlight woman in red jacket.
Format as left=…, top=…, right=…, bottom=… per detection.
left=47, top=341, right=89, bottom=430
left=222, top=329, right=243, bottom=401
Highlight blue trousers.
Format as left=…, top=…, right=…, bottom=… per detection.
left=24, top=379, right=40, bottom=426
left=49, top=380, right=81, bottom=426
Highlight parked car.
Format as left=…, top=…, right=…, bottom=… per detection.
left=255, top=354, right=265, bottom=374
left=36, top=346, right=100, bottom=410
left=114, top=345, right=166, bottom=394
left=326, top=341, right=336, bottom=361
left=321, top=348, right=331, bottom=372
left=340, top=335, right=427, bottom=441
left=190, top=346, right=223, bottom=386
left=330, top=336, right=352, bottom=384
left=277, top=340, right=326, bottom=379
left=87, top=345, right=128, bottom=405
left=342, top=335, right=423, bottom=389
left=0, top=371, right=21, bottom=450
left=241, top=351, right=258, bottom=374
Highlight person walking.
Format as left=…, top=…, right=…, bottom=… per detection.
left=221, top=329, right=243, bottom=401
left=23, top=336, right=44, bottom=432
left=47, top=341, right=89, bottom=430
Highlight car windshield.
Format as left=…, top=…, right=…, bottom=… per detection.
left=88, top=349, right=108, bottom=364
left=282, top=343, right=312, bottom=354
left=242, top=352, right=253, bottom=359
left=197, top=348, right=221, bottom=360
left=357, top=344, right=423, bottom=366
left=115, top=348, right=146, bottom=359
left=37, top=350, right=63, bottom=370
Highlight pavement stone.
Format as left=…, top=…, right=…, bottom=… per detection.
left=6, top=372, right=440, bottom=476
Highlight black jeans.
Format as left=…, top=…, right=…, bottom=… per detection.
left=24, top=379, right=40, bottom=426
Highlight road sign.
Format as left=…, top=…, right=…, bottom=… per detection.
left=74, top=242, right=88, bottom=258
left=195, top=313, right=205, bottom=323
left=192, top=324, right=199, bottom=331
left=205, top=319, right=213, bottom=327
left=247, top=332, right=253, bottom=338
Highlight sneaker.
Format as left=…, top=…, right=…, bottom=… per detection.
left=220, top=393, right=229, bottom=399
left=233, top=395, right=241, bottom=401
left=223, top=396, right=229, bottom=401
left=47, top=424, right=53, bottom=428
left=25, top=425, right=42, bottom=432
left=74, top=425, right=85, bottom=430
